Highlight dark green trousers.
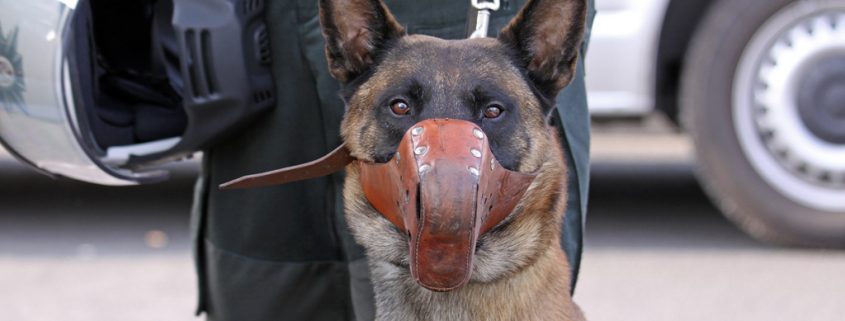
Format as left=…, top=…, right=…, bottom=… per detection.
left=191, top=1, right=595, bottom=320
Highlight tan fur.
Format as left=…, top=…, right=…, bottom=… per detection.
left=340, top=36, right=548, bottom=165
left=322, top=1, right=588, bottom=319
left=343, top=125, right=584, bottom=320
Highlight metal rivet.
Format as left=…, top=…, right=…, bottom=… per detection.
left=414, top=146, right=428, bottom=155
left=469, top=167, right=480, bottom=176
left=412, top=127, right=424, bottom=136
left=473, top=128, right=484, bottom=139
left=470, top=148, right=482, bottom=158
left=418, top=164, right=431, bottom=173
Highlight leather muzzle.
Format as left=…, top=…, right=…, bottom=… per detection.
left=358, top=119, right=536, bottom=291
left=219, top=118, right=536, bottom=292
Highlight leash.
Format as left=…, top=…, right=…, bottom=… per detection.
left=467, top=0, right=501, bottom=38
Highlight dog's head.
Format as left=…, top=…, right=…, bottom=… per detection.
left=320, top=0, right=586, bottom=290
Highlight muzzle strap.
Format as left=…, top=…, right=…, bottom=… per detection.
left=219, top=143, right=354, bottom=189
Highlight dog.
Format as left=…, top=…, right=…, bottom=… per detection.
left=317, top=0, right=588, bottom=319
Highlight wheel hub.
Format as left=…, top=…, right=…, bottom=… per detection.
left=753, top=10, right=845, bottom=189
left=733, top=2, right=845, bottom=212
left=0, top=55, right=15, bottom=89
left=798, top=56, right=845, bottom=144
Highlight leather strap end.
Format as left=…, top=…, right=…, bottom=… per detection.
left=219, top=143, right=355, bottom=190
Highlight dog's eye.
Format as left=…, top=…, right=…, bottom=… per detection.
left=390, top=99, right=411, bottom=116
left=483, top=105, right=503, bottom=119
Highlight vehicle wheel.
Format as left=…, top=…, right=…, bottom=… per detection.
left=681, top=0, right=845, bottom=246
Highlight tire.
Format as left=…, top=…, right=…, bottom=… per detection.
left=681, top=0, right=845, bottom=246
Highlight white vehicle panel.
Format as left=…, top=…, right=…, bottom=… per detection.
left=586, top=0, right=669, bottom=116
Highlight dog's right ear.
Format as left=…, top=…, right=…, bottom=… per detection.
left=319, top=0, right=405, bottom=83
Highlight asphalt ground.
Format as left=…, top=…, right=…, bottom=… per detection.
left=1, top=118, right=843, bottom=321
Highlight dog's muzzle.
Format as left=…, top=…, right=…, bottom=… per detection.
left=218, top=118, right=536, bottom=292
left=358, top=119, right=536, bottom=291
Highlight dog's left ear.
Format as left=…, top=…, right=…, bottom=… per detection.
left=319, top=0, right=405, bottom=83
left=499, top=0, right=587, bottom=98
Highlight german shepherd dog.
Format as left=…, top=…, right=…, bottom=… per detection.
left=320, top=0, right=587, bottom=319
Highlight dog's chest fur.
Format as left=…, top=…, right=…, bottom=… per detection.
left=369, top=246, right=579, bottom=321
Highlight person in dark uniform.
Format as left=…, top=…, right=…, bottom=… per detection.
left=190, top=1, right=596, bottom=320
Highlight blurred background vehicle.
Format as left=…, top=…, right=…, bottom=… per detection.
left=0, top=0, right=843, bottom=246
left=587, top=0, right=845, bottom=246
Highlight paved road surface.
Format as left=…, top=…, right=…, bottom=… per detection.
left=1, top=120, right=843, bottom=321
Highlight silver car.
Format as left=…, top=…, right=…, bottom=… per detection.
left=1, top=0, right=843, bottom=246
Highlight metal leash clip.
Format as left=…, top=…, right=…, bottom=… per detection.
left=469, top=0, right=501, bottom=39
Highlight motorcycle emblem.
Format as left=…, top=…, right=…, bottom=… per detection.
left=0, top=24, right=25, bottom=113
